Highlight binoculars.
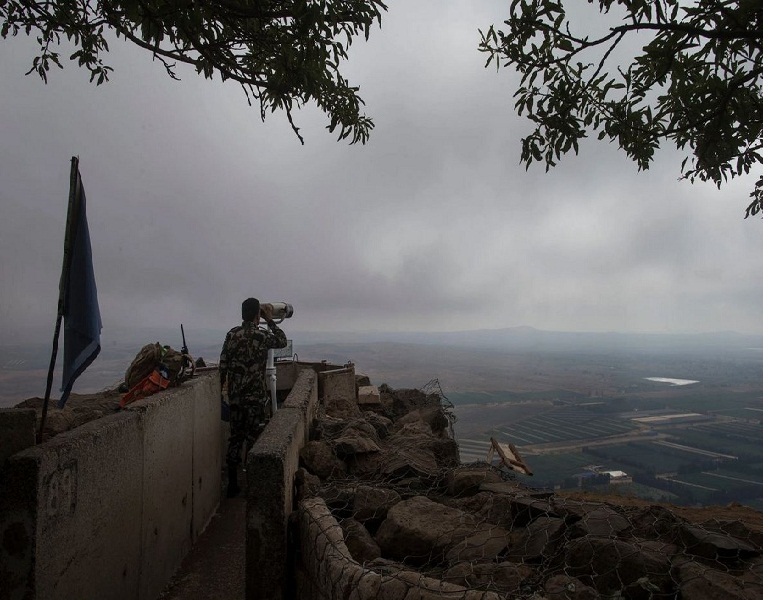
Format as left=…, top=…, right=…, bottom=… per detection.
left=262, top=302, right=293, bottom=321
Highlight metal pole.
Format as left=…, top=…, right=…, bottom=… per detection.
left=38, top=157, right=80, bottom=443
left=267, top=349, right=277, bottom=415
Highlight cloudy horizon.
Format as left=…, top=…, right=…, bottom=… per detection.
left=0, top=2, right=762, bottom=347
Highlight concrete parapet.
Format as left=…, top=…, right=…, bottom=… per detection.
left=319, top=366, right=358, bottom=418
left=0, top=373, right=221, bottom=600
left=277, top=361, right=347, bottom=396
left=282, top=367, right=320, bottom=441
left=319, top=366, right=356, bottom=401
left=297, top=498, right=504, bottom=600
left=357, top=386, right=381, bottom=408
left=246, top=367, right=319, bottom=600
left=0, top=409, right=144, bottom=600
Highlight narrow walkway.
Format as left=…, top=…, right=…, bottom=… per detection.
left=158, top=482, right=246, bottom=599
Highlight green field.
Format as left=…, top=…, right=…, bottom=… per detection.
left=453, top=389, right=763, bottom=507
left=583, top=442, right=716, bottom=474
left=446, top=389, right=584, bottom=406
left=521, top=452, right=625, bottom=488
left=658, top=421, right=762, bottom=459
left=483, top=407, right=636, bottom=446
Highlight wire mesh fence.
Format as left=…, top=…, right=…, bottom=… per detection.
left=294, top=381, right=762, bottom=600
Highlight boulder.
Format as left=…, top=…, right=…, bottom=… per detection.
left=478, top=481, right=527, bottom=495
left=378, top=445, right=439, bottom=480
left=443, top=561, right=534, bottom=594
left=333, top=419, right=382, bottom=457
left=444, top=467, right=504, bottom=498
left=636, top=539, right=681, bottom=561
left=334, top=435, right=381, bottom=457
left=375, top=496, right=482, bottom=565
left=543, top=574, right=599, bottom=600
left=564, top=537, right=672, bottom=597
left=571, top=506, right=632, bottom=538
left=394, top=407, right=448, bottom=435
left=627, top=505, right=682, bottom=541
left=507, top=517, right=567, bottom=561
left=313, top=415, right=349, bottom=439
left=443, top=492, right=515, bottom=530
left=445, top=527, right=511, bottom=563
left=294, top=468, right=321, bottom=501
left=675, top=523, right=760, bottom=561
left=340, top=518, right=381, bottom=563
left=509, top=496, right=555, bottom=527
left=318, top=485, right=357, bottom=516
left=299, top=441, right=346, bottom=479
left=346, top=452, right=385, bottom=478
left=389, top=388, right=439, bottom=419
left=324, top=390, right=361, bottom=419
left=361, top=411, right=392, bottom=439
left=700, top=519, right=762, bottom=552
left=432, top=438, right=460, bottom=469
left=350, top=485, right=401, bottom=524
left=674, top=559, right=763, bottom=600
left=341, top=419, right=381, bottom=441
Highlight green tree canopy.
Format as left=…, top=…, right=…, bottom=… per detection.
left=1, top=0, right=386, bottom=143
left=480, top=0, right=763, bottom=217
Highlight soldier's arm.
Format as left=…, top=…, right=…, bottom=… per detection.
left=264, top=320, right=288, bottom=349
left=219, top=332, right=230, bottom=389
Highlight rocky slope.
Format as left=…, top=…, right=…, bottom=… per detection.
left=296, top=381, right=763, bottom=599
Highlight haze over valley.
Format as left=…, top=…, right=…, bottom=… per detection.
left=1, top=326, right=761, bottom=509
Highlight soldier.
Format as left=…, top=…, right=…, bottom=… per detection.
left=219, top=297, right=287, bottom=497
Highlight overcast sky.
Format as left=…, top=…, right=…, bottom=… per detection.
left=0, top=1, right=762, bottom=346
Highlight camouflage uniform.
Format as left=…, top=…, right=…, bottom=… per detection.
left=219, top=320, right=287, bottom=466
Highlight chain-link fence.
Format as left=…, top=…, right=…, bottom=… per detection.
left=294, top=381, right=762, bottom=600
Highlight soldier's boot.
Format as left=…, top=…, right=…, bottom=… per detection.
left=227, top=464, right=241, bottom=498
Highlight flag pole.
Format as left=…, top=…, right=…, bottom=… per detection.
left=39, top=157, right=81, bottom=443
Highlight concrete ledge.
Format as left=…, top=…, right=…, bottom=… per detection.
left=246, top=368, right=319, bottom=600
left=282, top=367, right=319, bottom=441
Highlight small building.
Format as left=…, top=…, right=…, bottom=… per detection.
left=601, top=470, right=633, bottom=484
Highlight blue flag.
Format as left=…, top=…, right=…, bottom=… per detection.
left=59, top=165, right=101, bottom=408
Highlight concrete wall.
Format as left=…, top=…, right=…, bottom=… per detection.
left=246, top=366, right=321, bottom=600
left=0, top=373, right=222, bottom=600
left=0, top=408, right=35, bottom=465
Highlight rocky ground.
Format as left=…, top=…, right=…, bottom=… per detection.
left=16, top=390, right=122, bottom=441
left=296, top=381, right=763, bottom=600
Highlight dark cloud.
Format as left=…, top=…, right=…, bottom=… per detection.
left=0, top=2, right=761, bottom=346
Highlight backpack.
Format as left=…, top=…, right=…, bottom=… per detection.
left=124, top=343, right=186, bottom=389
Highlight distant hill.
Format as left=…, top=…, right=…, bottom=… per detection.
left=1, top=325, right=760, bottom=407
left=291, top=326, right=762, bottom=357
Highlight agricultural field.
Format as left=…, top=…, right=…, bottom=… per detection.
left=658, top=421, right=763, bottom=460
left=446, top=389, right=584, bottom=406
left=583, top=442, right=720, bottom=474
left=522, top=452, right=625, bottom=489
left=454, top=395, right=762, bottom=507
left=482, top=408, right=636, bottom=447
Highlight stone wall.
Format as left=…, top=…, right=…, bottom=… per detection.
left=291, top=383, right=763, bottom=600
left=0, top=373, right=222, bottom=600
left=297, top=497, right=503, bottom=600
